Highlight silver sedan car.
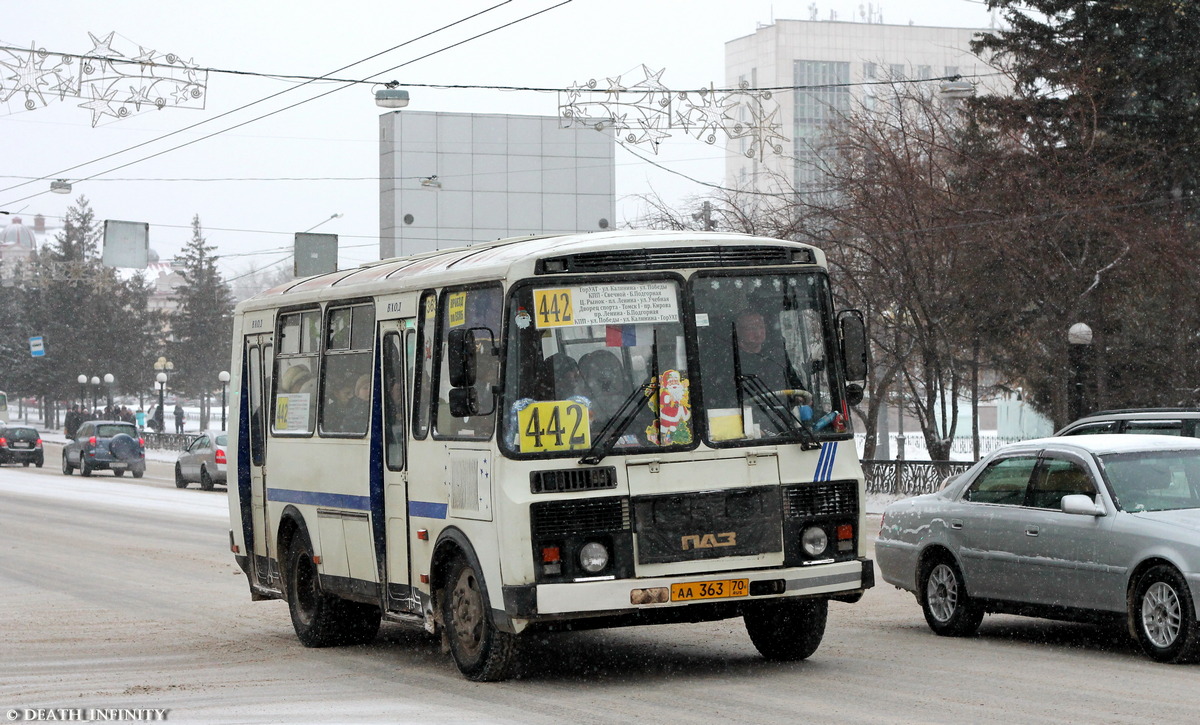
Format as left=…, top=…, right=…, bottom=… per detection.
left=174, top=431, right=227, bottom=490
left=876, top=434, right=1200, bottom=663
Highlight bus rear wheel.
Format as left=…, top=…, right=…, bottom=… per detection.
left=285, top=532, right=380, bottom=647
left=743, top=597, right=828, bottom=661
left=441, top=556, right=518, bottom=681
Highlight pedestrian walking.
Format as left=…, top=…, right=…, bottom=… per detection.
left=174, top=403, right=185, bottom=434
left=135, top=407, right=146, bottom=432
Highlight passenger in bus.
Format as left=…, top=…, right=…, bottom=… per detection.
left=280, top=364, right=313, bottom=394
left=734, top=310, right=805, bottom=394
left=578, top=349, right=628, bottom=422
left=542, top=352, right=583, bottom=400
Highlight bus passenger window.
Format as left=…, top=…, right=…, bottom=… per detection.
left=320, top=303, right=374, bottom=437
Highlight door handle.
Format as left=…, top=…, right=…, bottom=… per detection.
left=950, top=519, right=963, bottom=529
left=1025, top=526, right=1039, bottom=537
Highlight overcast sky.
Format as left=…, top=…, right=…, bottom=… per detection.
left=1, top=0, right=996, bottom=281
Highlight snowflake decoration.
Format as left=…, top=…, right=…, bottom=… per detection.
left=0, top=32, right=207, bottom=126
left=559, top=66, right=785, bottom=157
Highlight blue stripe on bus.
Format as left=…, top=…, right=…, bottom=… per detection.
left=814, top=441, right=838, bottom=482
left=267, top=488, right=371, bottom=510
left=409, top=500, right=449, bottom=519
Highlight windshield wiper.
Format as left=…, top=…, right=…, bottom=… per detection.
left=578, top=375, right=658, bottom=465
left=580, top=333, right=659, bottom=465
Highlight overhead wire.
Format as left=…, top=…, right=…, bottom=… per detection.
left=0, top=0, right=528, bottom=201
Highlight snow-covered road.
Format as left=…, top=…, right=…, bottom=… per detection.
left=2, top=464, right=1197, bottom=724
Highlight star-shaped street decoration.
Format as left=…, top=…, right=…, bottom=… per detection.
left=0, top=43, right=51, bottom=106
left=87, top=31, right=123, bottom=58
left=631, top=117, right=671, bottom=152
left=133, top=46, right=156, bottom=64
left=78, top=83, right=120, bottom=126
left=735, top=101, right=789, bottom=161
left=633, top=65, right=668, bottom=93
left=127, top=84, right=154, bottom=111
left=604, top=75, right=626, bottom=100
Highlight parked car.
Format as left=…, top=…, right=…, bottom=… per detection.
left=174, top=431, right=227, bottom=490
left=876, top=434, right=1200, bottom=664
left=62, top=420, right=146, bottom=478
left=0, top=425, right=44, bottom=467
left=1057, top=408, right=1200, bottom=437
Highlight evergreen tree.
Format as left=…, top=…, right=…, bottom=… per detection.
left=974, top=0, right=1200, bottom=199
left=170, top=215, right=235, bottom=428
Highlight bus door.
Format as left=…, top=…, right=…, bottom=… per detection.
left=379, top=320, right=418, bottom=613
left=244, top=335, right=274, bottom=588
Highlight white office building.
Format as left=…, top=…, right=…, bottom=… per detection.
left=378, top=111, right=616, bottom=259
left=725, top=18, right=997, bottom=196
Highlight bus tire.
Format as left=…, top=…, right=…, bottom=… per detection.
left=285, top=533, right=345, bottom=648
left=743, top=597, right=828, bottom=661
left=442, top=556, right=518, bottom=681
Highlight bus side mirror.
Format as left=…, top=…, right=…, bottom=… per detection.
left=447, top=328, right=477, bottom=388
left=838, top=309, right=868, bottom=387
left=448, top=387, right=479, bottom=417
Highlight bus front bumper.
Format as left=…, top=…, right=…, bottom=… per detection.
left=504, top=558, right=873, bottom=620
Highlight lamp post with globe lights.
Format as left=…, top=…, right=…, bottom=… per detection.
left=89, top=376, right=100, bottom=413
left=77, top=374, right=87, bottom=409
left=103, top=373, right=114, bottom=410
left=1068, top=323, right=1093, bottom=422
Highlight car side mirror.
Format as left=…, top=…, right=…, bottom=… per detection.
left=447, top=328, right=478, bottom=388
left=1061, top=494, right=1105, bottom=517
left=448, top=387, right=479, bottom=417
left=838, top=310, right=868, bottom=385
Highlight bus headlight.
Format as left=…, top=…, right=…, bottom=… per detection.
left=579, top=541, right=609, bottom=573
left=801, top=526, right=829, bottom=557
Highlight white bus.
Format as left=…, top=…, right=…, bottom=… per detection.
left=0, top=391, right=9, bottom=423
left=227, top=230, right=872, bottom=681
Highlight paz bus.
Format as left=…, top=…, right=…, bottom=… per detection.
left=227, top=230, right=872, bottom=681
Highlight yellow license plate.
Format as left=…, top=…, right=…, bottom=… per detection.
left=670, top=578, right=749, bottom=602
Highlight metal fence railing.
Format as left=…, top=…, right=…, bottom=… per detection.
left=861, top=459, right=974, bottom=497
left=142, top=432, right=201, bottom=451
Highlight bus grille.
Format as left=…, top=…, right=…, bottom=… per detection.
left=535, top=245, right=811, bottom=274
left=784, top=480, right=858, bottom=519
left=530, top=497, right=630, bottom=538
left=530, top=466, right=617, bottom=494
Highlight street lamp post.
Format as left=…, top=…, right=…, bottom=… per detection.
left=103, top=373, right=114, bottom=410
left=156, top=372, right=168, bottom=433
left=219, top=371, right=230, bottom=430
left=90, top=376, right=100, bottom=413
left=1068, top=322, right=1093, bottom=422
left=77, top=374, right=87, bottom=409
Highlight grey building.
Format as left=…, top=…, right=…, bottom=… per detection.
left=379, top=111, right=616, bottom=259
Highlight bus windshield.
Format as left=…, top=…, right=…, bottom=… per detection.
left=502, top=279, right=690, bottom=458
left=692, top=270, right=844, bottom=444
left=499, top=270, right=847, bottom=458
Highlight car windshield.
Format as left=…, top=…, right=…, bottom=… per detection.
left=1100, top=450, right=1200, bottom=512
left=95, top=424, right=135, bottom=438
left=5, top=428, right=38, bottom=439
left=691, top=270, right=844, bottom=444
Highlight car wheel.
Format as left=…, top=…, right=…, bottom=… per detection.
left=441, top=555, right=518, bottom=681
left=175, top=463, right=188, bottom=488
left=80, top=459, right=92, bottom=477
left=1132, top=565, right=1200, bottom=663
left=284, top=532, right=379, bottom=647
left=35, top=457, right=43, bottom=468
left=23, top=461, right=30, bottom=467
left=743, top=597, right=827, bottom=661
left=132, top=468, right=144, bottom=479
left=62, top=454, right=73, bottom=476
left=200, top=467, right=215, bottom=491
left=919, top=555, right=983, bottom=637
left=113, top=468, right=126, bottom=477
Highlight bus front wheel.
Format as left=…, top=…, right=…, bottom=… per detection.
left=441, top=556, right=518, bottom=681
left=285, top=533, right=379, bottom=647
left=743, top=597, right=828, bottom=661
